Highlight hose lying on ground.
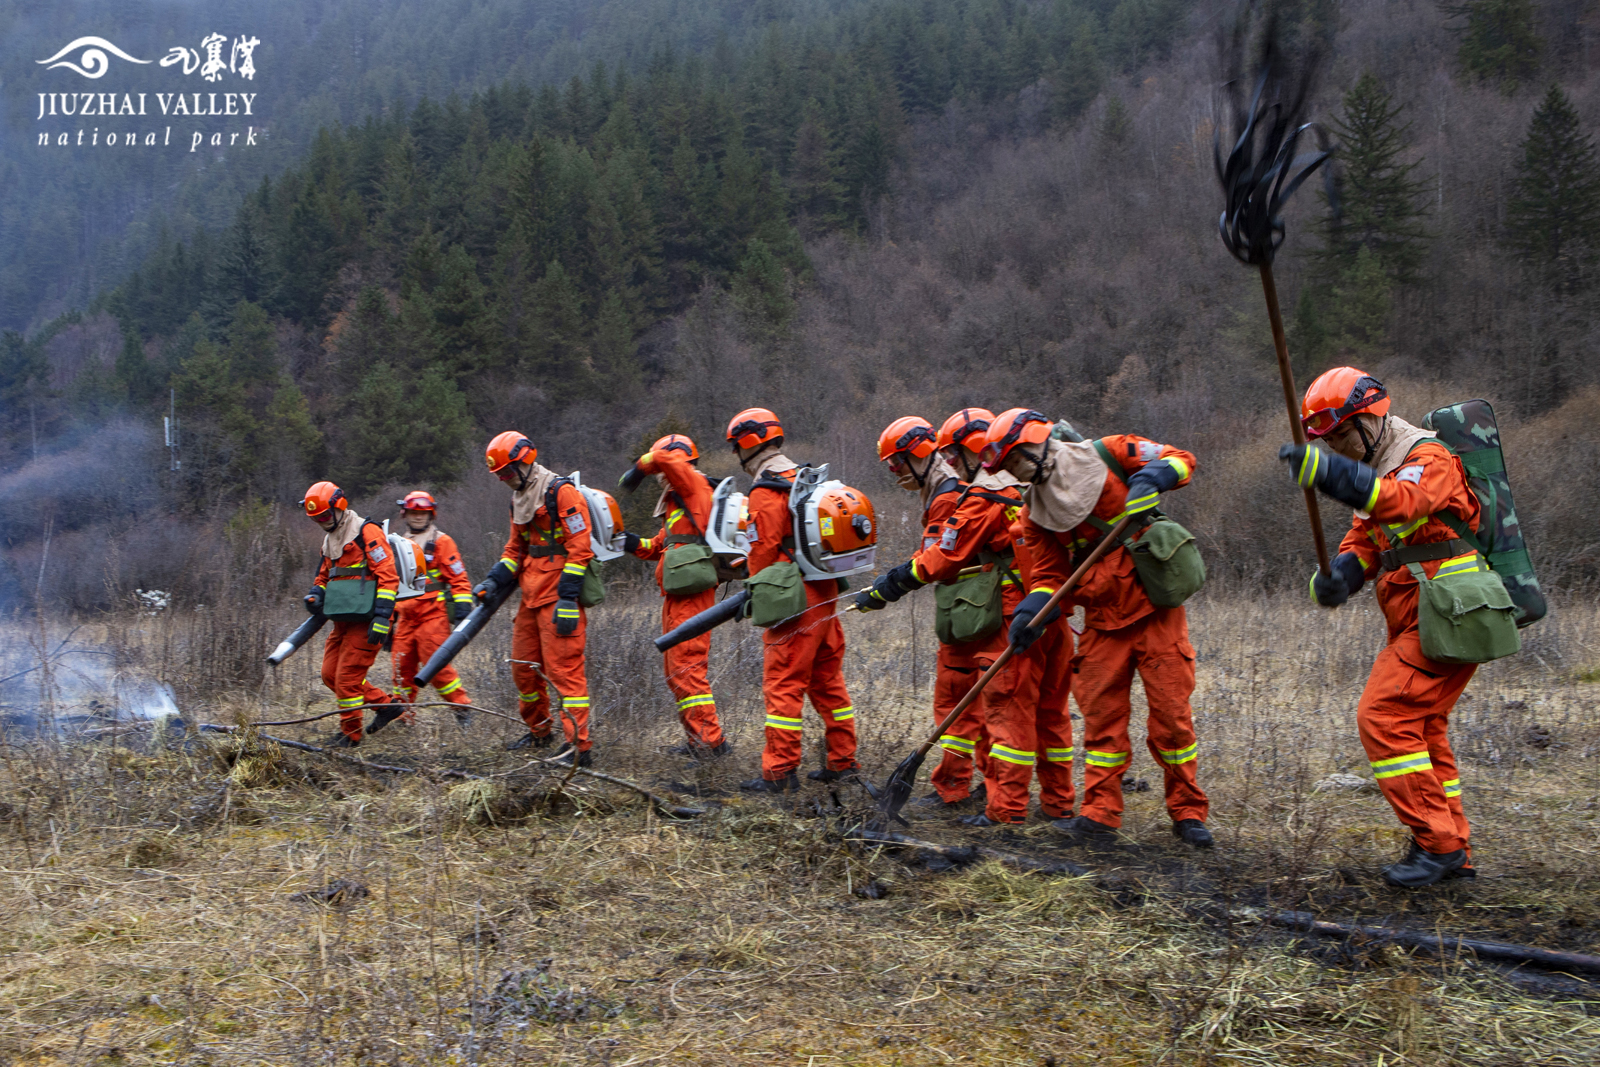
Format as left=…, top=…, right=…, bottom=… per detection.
left=1240, top=907, right=1600, bottom=975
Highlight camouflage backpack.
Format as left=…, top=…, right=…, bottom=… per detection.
left=1421, top=400, right=1547, bottom=628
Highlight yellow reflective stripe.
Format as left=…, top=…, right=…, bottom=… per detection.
left=639, top=538, right=653, bottom=551
left=517, top=691, right=543, bottom=702
left=990, top=744, right=1036, bottom=765
left=1123, top=492, right=1158, bottom=511
left=1364, top=478, right=1381, bottom=513
left=677, top=694, right=716, bottom=708
left=823, top=705, right=855, bottom=721
left=939, top=735, right=976, bottom=755
left=668, top=509, right=685, bottom=526
left=1166, top=456, right=1189, bottom=482
left=1085, top=749, right=1130, bottom=767
left=910, top=559, right=927, bottom=583
left=562, top=696, right=591, bottom=707
left=1043, top=747, right=1074, bottom=763
left=1442, top=778, right=1462, bottom=797
left=765, top=714, right=803, bottom=731
left=1386, top=516, right=1428, bottom=542
left=1371, top=750, right=1433, bottom=779
left=337, top=696, right=365, bottom=708
left=1435, top=553, right=1481, bottom=577
left=437, top=678, right=463, bottom=695
left=453, top=592, right=474, bottom=603
left=376, top=589, right=397, bottom=600
left=499, top=556, right=519, bottom=569
left=1030, top=585, right=1056, bottom=596
left=1155, top=742, right=1198, bottom=765
left=1295, top=447, right=1320, bottom=486
left=562, top=562, right=587, bottom=575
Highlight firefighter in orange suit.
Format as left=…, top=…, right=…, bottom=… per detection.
left=862, top=408, right=1075, bottom=826
left=301, top=481, right=404, bottom=747
left=618, top=434, right=729, bottom=758
left=476, top=432, right=595, bottom=766
left=1280, top=368, right=1482, bottom=887
left=728, top=408, right=859, bottom=791
left=390, top=490, right=476, bottom=724
left=854, top=413, right=996, bottom=810
left=983, top=409, right=1213, bottom=848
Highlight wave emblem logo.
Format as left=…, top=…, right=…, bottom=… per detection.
left=36, top=37, right=152, bottom=79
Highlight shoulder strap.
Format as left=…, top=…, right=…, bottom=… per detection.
left=930, top=476, right=962, bottom=500
left=667, top=488, right=704, bottom=535
left=751, top=476, right=793, bottom=493
left=1093, top=439, right=1128, bottom=484
left=544, top=477, right=573, bottom=540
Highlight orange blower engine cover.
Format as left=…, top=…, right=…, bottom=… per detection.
left=791, top=465, right=877, bottom=579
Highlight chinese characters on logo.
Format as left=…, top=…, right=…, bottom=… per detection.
left=160, top=35, right=260, bottom=81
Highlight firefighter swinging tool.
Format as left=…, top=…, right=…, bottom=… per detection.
left=877, top=514, right=1133, bottom=826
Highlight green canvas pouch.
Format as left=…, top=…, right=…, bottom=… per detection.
left=323, top=577, right=377, bottom=621
left=934, top=567, right=1005, bottom=645
left=663, top=541, right=719, bottom=596
left=1407, top=560, right=1521, bottom=665
left=748, top=560, right=808, bottom=628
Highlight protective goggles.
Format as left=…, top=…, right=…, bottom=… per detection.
left=728, top=419, right=780, bottom=449
left=979, top=410, right=1050, bottom=470
left=1302, top=377, right=1387, bottom=439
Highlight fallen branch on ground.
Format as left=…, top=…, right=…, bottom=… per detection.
left=845, top=826, right=1090, bottom=876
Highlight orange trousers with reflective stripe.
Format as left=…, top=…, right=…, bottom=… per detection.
left=760, top=589, right=857, bottom=780
left=1071, top=607, right=1206, bottom=828
left=321, top=620, right=388, bottom=741
left=929, top=644, right=995, bottom=802
left=979, top=618, right=1075, bottom=822
left=1357, top=626, right=1475, bottom=855
left=660, top=589, right=724, bottom=747
left=510, top=600, right=591, bottom=751
left=392, top=600, right=471, bottom=706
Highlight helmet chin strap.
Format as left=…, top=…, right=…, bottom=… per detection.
left=1355, top=415, right=1384, bottom=466
left=1021, top=443, right=1048, bottom=485
left=956, top=450, right=980, bottom=483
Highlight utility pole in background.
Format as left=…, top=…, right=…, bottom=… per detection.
left=164, top=388, right=180, bottom=472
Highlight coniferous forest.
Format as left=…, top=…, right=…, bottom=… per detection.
left=4, top=0, right=1600, bottom=608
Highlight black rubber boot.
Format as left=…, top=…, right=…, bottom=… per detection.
left=453, top=709, right=472, bottom=727
left=808, top=765, right=860, bottom=783
left=668, top=739, right=733, bottom=760
left=505, top=732, right=554, bottom=751
left=366, top=703, right=406, bottom=735
left=327, top=730, right=360, bottom=749
left=1052, top=814, right=1118, bottom=844
left=549, top=743, right=592, bottom=768
left=740, top=773, right=799, bottom=794
left=961, top=812, right=1024, bottom=827
left=1383, top=840, right=1467, bottom=888
left=1172, top=819, right=1215, bottom=849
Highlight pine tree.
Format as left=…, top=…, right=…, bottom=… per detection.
left=1447, top=0, right=1541, bottom=92
left=1319, top=73, right=1431, bottom=285
left=1506, top=84, right=1600, bottom=291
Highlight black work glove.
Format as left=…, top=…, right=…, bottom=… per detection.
left=1280, top=444, right=1380, bottom=512
left=556, top=566, right=585, bottom=604
left=854, top=561, right=922, bottom=612
left=1008, top=589, right=1061, bottom=651
left=450, top=596, right=474, bottom=624
left=553, top=598, right=580, bottom=637
left=474, top=560, right=517, bottom=600
left=622, top=531, right=642, bottom=555
left=619, top=465, right=648, bottom=493
left=1123, top=457, right=1183, bottom=517
left=1310, top=551, right=1367, bottom=608
left=367, top=602, right=393, bottom=647
left=305, top=587, right=324, bottom=615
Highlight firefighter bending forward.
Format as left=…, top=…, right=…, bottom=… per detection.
left=855, top=413, right=996, bottom=810
left=1280, top=368, right=1481, bottom=887
left=300, top=481, right=404, bottom=747
left=985, top=409, right=1213, bottom=848
left=477, top=432, right=595, bottom=767
left=390, top=490, right=476, bottom=724
left=619, top=434, right=730, bottom=757
left=728, top=408, right=859, bottom=792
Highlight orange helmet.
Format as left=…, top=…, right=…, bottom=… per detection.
left=726, top=408, right=783, bottom=451
left=936, top=407, right=995, bottom=454
left=651, top=433, right=699, bottom=462
left=397, top=490, right=437, bottom=512
left=1300, top=367, right=1390, bottom=439
left=485, top=431, right=536, bottom=473
left=300, top=481, right=347, bottom=520
left=814, top=485, right=877, bottom=555
left=980, top=408, right=1053, bottom=471
left=876, top=416, right=937, bottom=463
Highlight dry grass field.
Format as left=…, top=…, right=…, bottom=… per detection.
left=1, top=589, right=1598, bottom=1065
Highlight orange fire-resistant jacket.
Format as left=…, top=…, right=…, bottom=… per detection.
left=630, top=447, right=716, bottom=590
left=498, top=481, right=595, bottom=609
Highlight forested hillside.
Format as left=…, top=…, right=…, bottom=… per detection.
left=5, top=0, right=1600, bottom=609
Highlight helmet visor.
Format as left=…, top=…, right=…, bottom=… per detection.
left=1303, top=376, right=1387, bottom=438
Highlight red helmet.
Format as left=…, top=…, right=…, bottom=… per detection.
left=936, top=407, right=995, bottom=453
left=1300, top=367, right=1391, bottom=439
left=726, top=408, right=783, bottom=451
left=301, top=481, right=347, bottom=520
left=397, top=490, right=437, bottom=512
left=876, top=416, right=937, bottom=463
left=980, top=408, right=1053, bottom=471
left=651, top=433, right=699, bottom=462
left=485, top=431, right=536, bottom=474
